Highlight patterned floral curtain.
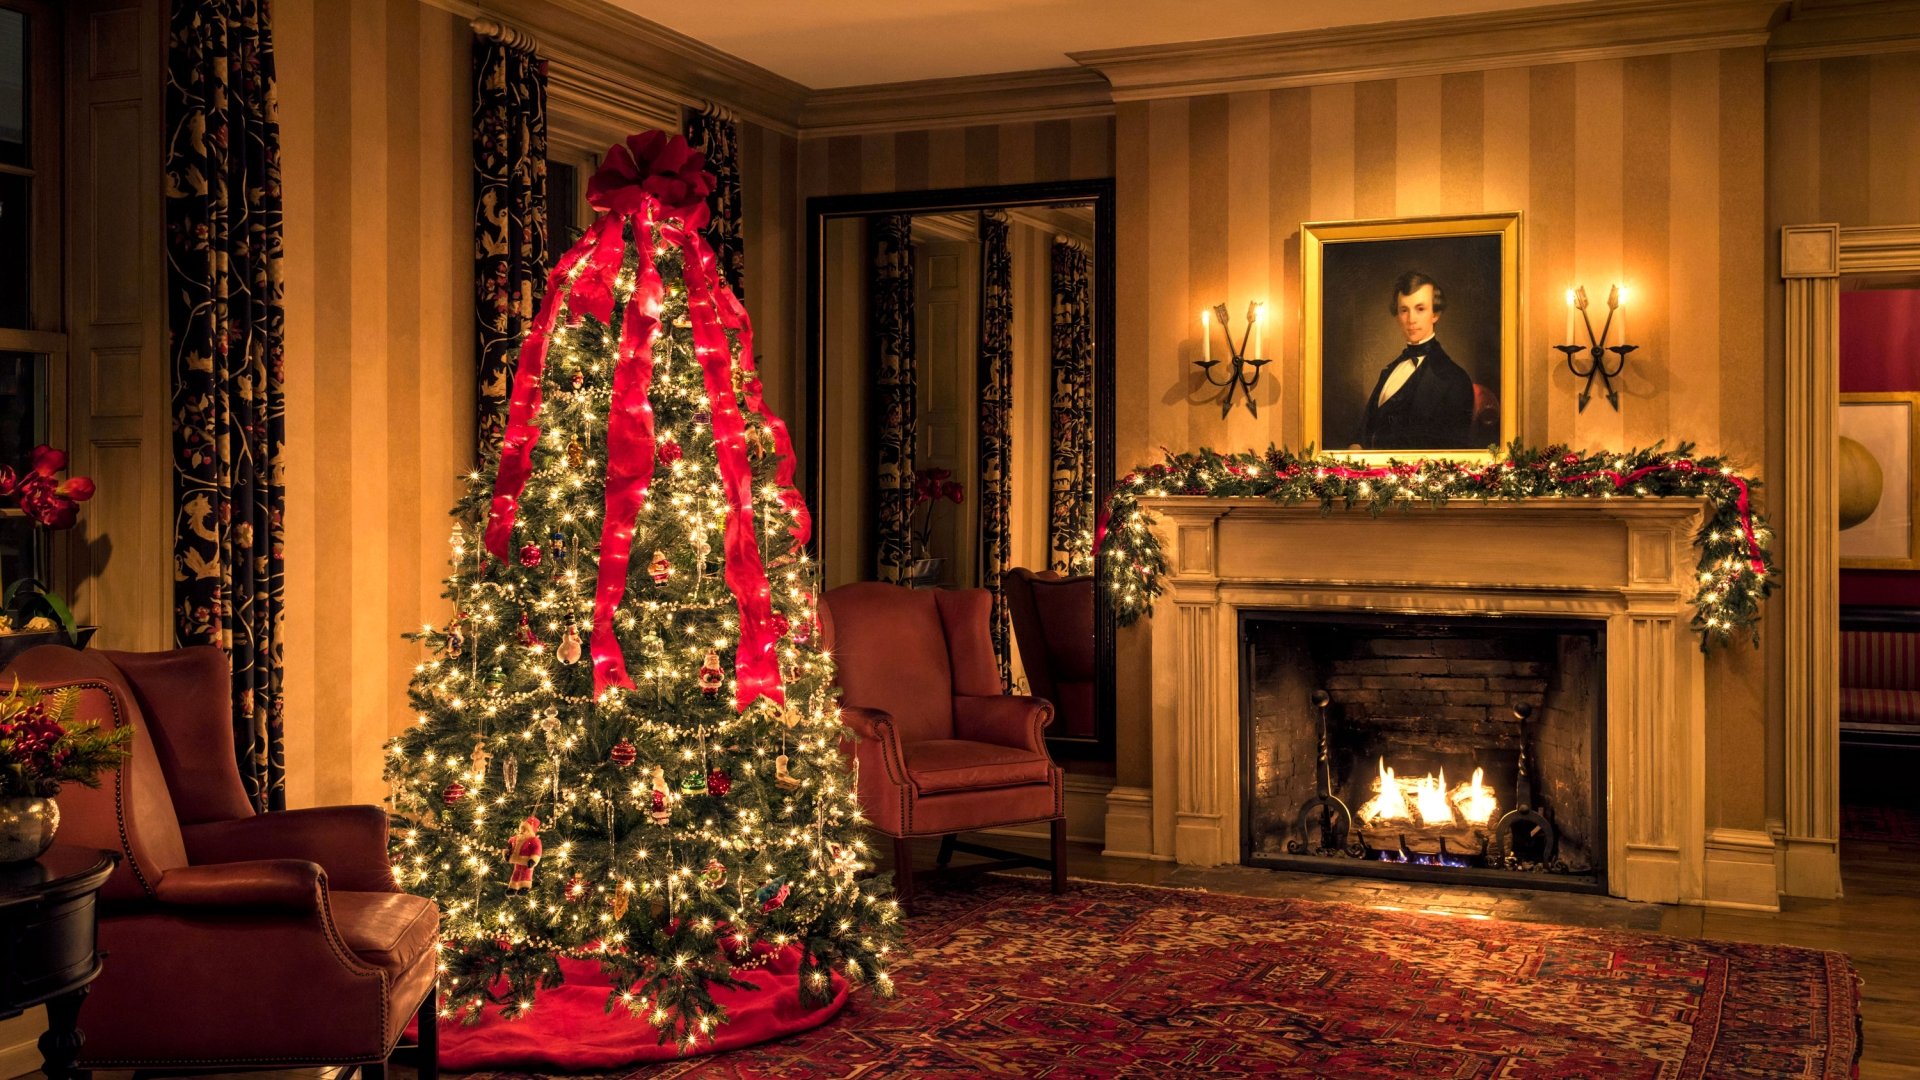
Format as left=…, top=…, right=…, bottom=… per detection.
left=873, top=215, right=916, bottom=583
left=166, top=0, right=287, bottom=812
left=684, top=104, right=745, bottom=298
left=978, top=211, right=1014, bottom=687
left=1049, top=239, right=1096, bottom=574
left=473, top=30, right=548, bottom=452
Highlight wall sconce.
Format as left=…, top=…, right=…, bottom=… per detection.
left=1555, top=285, right=1637, bottom=412
left=1194, top=301, right=1270, bottom=418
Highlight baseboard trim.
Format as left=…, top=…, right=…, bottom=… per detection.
left=978, top=773, right=1115, bottom=845
left=0, top=1007, right=44, bottom=1080
left=1702, top=828, right=1782, bottom=911
left=1103, top=784, right=1164, bottom=860
left=1781, top=835, right=1844, bottom=899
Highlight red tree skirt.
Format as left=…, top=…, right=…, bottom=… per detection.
left=410, top=949, right=849, bottom=1072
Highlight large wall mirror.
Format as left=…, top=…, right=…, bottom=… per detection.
left=804, top=180, right=1116, bottom=760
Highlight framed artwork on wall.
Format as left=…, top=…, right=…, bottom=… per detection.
left=1302, top=213, right=1519, bottom=460
left=1839, top=391, right=1920, bottom=570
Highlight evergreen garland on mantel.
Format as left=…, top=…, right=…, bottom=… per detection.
left=1097, top=442, right=1775, bottom=649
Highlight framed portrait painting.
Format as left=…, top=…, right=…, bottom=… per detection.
left=1302, top=213, right=1519, bottom=460
left=1839, top=392, right=1920, bottom=570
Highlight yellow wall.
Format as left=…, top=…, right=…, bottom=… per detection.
left=277, top=0, right=475, bottom=807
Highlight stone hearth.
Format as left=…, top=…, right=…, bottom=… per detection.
left=1136, top=497, right=1773, bottom=908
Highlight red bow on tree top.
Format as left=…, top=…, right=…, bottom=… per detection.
left=585, top=131, right=713, bottom=226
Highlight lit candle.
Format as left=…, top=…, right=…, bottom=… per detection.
left=1613, top=285, right=1629, bottom=347
left=1565, top=288, right=1578, bottom=346
left=1201, top=309, right=1211, bottom=362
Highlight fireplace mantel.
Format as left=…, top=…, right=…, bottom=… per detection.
left=1134, top=495, right=1769, bottom=907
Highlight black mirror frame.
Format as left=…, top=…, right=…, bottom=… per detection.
left=803, top=179, right=1117, bottom=762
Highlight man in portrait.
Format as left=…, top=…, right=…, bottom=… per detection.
left=1361, top=271, right=1475, bottom=450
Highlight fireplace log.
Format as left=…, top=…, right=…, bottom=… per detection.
left=1356, top=820, right=1490, bottom=855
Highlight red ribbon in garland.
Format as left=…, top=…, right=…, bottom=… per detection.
left=590, top=215, right=664, bottom=696
left=666, top=220, right=786, bottom=710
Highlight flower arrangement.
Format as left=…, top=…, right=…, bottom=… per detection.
left=0, top=681, right=128, bottom=799
left=909, top=466, right=965, bottom=561
left=0, top=445, right=96, bottom=640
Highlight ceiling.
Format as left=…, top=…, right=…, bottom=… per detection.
left=603, top=0, right=1575, bottom=89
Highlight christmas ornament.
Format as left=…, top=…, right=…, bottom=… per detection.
left=828, top=841, right=860, bottom=880
left=611, top=891, right=630, bottom=920
left=774, top=753, right=802, bottom=790
left=518, top=542, right=543, bottom=568
left=519, top=614, right=538, bottom=647
left=445, top=618, right=465, bottom=659
left=659, top=440, right=683, bottom=465
left=549, top=529, right=567, bottom=560
left=539, top=707, right=562, bottom=736
left=706, top=768, right=732, bottom=797
left=648, top=550, right=672, bottom=585
left=504, top=815, right=542, bottom=892
left=486, top=666, right=506, bottom=690
left=697, top=649, right=725, bottom=697
left=567, top=441, right=585, bottom=470
left=769, top=611, right=790, bottom=639
left=700, top=858, right=727, bottom=889
left=791, top=616, right=814, bottom=645
left=679, top=769, right=708, bottom=796
left=502, top=754, right=520, bottom=793
left=558, top=624, right=583, bottom=665
left=647, top=765, right=671, bottom=824
left=755, top=877, right=791, bottom=912
left=641, top=631, right=665, bottom=658
left=779, top=704, right=803, bottom=730
left=570, top=368, right=585, bottom=390
left=442, top=780, right=467, bottom=805
left=469, top=738, right=492, bottom=779
left=609, top=738, right=637, bottom=767
left=565, top=875, right=589, bottom=902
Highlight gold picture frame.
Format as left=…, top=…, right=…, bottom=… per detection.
left=1838, top=391, right=1920, bottom=570
left=1302, top=213, right=1520, bottom=461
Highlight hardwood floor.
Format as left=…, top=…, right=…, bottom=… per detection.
left=48, top=826, right=1918, bottom=1080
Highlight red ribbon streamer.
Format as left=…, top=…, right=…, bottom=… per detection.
left=714, top=287, right=812, bottom=548
left=485, top=217, right=620, bottom=562
left=590, top=213, right=664, bottom=695
left=666, top=221, right=786, bottom=710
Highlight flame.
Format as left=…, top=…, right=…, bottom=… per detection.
left=1356, top=758, right=1499, bottom=829
left=1450, top=766, right=1498, bottom=825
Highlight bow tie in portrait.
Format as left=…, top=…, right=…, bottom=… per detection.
left=1388, top=345, right=1426, bottom=368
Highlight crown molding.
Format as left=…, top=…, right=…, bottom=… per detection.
left=1768, top=0, right=1920, bottom=60
left=799, top=68, right=1114, bottom=137
left=1071, top=0, right=1785, bottom=101
left=547, top=65, right=683, bottom=160
left=418, top=0, right=807, bottom=133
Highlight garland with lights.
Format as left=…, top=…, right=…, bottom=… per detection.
left=384, top=133, right=898, bottom=1051
left=1098, top=442, right=1775, bottom=648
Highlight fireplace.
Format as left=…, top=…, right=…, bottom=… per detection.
left=1241, top=612, right=1605, bottom=892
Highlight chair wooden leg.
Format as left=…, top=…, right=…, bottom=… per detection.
left=417, top=980, right=439, bottom=1080
left=361, top=1062, right=386, bottom=1080
left=892, top=834, right=916, bottom=914
left=935, top=833, right=957, bottom=870
left=1050, top=817, right=1068, bottom=894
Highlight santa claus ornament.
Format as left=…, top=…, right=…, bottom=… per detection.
left=504, top=815, right=543, bottom=891
left=647, top=765, right=672, bottom=824
left=697, top=649, right=725, bottom=697
left=648, top=550, right=672, bottom=585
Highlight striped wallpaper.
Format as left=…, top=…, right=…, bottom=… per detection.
left=1770, top=53, right=1920, bottom=230
left=277, top=0, right=475, bottom=808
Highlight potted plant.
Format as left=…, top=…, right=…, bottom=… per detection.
left=906, top=466, right=964, bottom=587
left=0, top=681, right=129, bottom=863
left=0, top=445, right=97, bottom=665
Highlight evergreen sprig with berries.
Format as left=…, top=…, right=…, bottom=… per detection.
left=0, top=681, right=130, bottom=799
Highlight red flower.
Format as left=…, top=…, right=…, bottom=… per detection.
left=9, top=446, right=95, bottom=530
left=586, top=131, right=714, bottom=225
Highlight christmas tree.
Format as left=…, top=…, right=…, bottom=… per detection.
left=385, top=132, right=898, bottom=1046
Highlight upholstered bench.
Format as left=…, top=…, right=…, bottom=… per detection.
left=1840, top=616, right=1920, bottom=748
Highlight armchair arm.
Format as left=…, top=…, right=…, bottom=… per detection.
left=180, top=804, right=395, bottom=893
left=152, top=859, right=327, bottom=913
left=838, top=705, right=908, bottom=784
left=953, top=694, right=1054, bottom=755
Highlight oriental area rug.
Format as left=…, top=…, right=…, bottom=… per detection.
left=472, top=879, right=1860, bottom=1079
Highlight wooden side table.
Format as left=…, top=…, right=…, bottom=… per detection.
left=0, top=846, right=115, bottom=1080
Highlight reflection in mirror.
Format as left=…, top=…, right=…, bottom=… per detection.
left=811, top=192, right=1108, bottom=753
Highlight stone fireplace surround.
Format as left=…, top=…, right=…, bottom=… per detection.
left=1124, top=496, right=1781, bottom=909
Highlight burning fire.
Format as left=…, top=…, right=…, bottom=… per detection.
left=1356, top=758, right=1499, bottom=829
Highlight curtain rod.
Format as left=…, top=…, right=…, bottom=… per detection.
left=472, top=18, right=539, bottom=54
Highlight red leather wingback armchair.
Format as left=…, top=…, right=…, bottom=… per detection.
left=1005, top=568, right=1097, bottom=741
left=822, top=583, right=1065, bottom=911
left=5, top=646, right=440, bottom=1079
